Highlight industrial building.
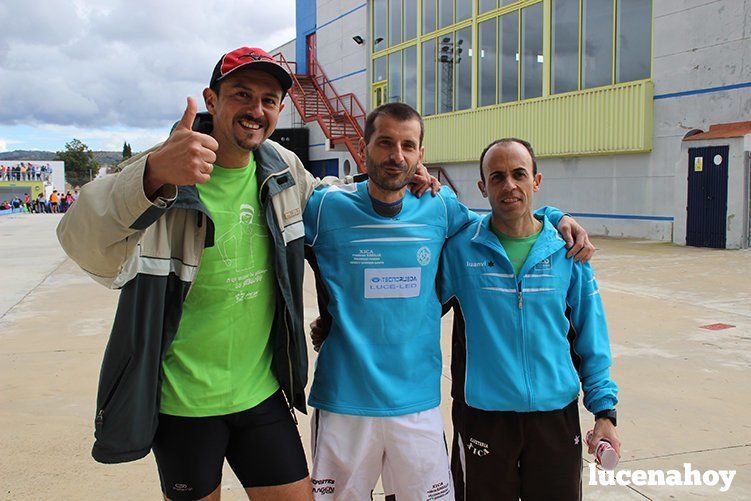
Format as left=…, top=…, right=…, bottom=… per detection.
left=271, top=0, right=751, bottom=248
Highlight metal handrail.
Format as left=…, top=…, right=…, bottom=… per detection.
left=273, top=51, right=367, bottom=172
left=308, top=53, right=366, bottom=137
left=274, top=54, right=460, bottom=184
left=273, top=53, right=304, bottom=96
left=274, top=52, right=363, bottom=137
left=426, top=165, right=459, bottom=195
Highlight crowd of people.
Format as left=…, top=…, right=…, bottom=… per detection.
left=0, top=162, right=53, bottom=181
left=0, top=190, right=77, bottom=213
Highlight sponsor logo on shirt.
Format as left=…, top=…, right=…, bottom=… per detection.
left=350, top=248, right=384, bottom=265
left=364, top=268, right=421, bottom=298
left=466, top=260, right=493, bottom=268
left=426, top=481, right=451, bottom=499
left=534, top=258, right=552, bottom=271
left=416, top=246, right=431, bottom=266
left=311, top=477, right=335, bottom=495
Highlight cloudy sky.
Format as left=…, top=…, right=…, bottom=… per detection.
left=0, top=0, right=296, bottom=153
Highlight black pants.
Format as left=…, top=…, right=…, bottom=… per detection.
left=451, top=399, right=582, bottom=501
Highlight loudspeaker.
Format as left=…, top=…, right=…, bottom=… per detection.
left=269, top=128, right=309, bottom=166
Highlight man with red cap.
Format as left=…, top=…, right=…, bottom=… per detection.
left=58, top=47, right=438, bottom=500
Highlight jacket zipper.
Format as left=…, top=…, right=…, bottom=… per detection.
left=152, top=213, right=207, bottom=420
left=477, top=221, right=562, bottom=412
left=283, top=308, right=297, bottom=424
left=259, top=168, right=298, bottom=415
left=517, top=277, right=533, bottom=410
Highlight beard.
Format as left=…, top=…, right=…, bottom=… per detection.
left=365, top=153, right=418, bottom=193
left=232, top=114, right=269, bottom=151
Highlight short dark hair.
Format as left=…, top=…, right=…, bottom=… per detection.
left=364, top=102, right=424, bottom=145
left=479, top=138, right=538, bottom=182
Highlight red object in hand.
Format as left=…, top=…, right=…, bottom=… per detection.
left=586, top=430, right=619, bottom=470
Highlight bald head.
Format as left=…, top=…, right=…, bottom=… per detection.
left=479, top=138, right=538, bottom=182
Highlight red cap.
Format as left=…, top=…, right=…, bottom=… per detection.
left=209, top=47, right=292, bottom=92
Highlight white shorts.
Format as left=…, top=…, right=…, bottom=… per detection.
left=310, top=407, right=454, bottom=501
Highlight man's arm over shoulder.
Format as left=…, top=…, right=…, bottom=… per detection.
left=566, top=261, right=618, bottom=414
left=57, top=150, right=176, bottom=288
left=535, top=206, right=595, bottom=262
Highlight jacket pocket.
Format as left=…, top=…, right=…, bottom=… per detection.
left=95, top=355, right=132, bottom=431
left=271, top=180, right=304, bottom=247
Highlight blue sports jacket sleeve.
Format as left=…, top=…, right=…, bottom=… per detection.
left=567, top=262, right=619, bottom=414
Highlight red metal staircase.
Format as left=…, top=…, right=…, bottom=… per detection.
left=273, top=52, right=459, bottom=194
left=274, top=52, right=367, bottom=173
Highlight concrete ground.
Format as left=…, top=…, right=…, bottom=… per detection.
left=1, top=213, right=749, bottom=500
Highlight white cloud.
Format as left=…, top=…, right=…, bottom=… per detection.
left=38, top=124, right=169, bottom=153
left=0, top=138, right=23, bottom=152
left=0, top=0, right=296, bottom=134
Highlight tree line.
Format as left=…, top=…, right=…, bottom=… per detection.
left=54, top=140, right=134, bottom=186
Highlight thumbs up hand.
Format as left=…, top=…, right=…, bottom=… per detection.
left=143, top=97, right=220, bottom=198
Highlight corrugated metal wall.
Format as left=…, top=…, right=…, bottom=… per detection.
left=422, top=79, right=653, bottom=163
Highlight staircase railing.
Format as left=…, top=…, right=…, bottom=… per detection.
left=274, top=51, right=366, bottom=172
left=308, top=56, right=366, bottom=137
left=272, top=54, right=460, bottom=193
left=426, top=165, right=459, bottom=195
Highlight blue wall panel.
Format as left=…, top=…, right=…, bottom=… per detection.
left=296, top=0, right=316, bottom=73
left=308, top=159, right=339, bottom=178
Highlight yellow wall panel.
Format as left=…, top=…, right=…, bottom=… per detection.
left=423, top=79, right=653, bottom=164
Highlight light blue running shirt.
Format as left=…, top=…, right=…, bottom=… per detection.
left=304, top=182, right=475, bottom=416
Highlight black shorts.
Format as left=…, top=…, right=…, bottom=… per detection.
left=152, top=389, right=309, bottom=500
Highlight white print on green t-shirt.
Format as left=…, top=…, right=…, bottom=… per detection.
left=216, top=203, right=270, bottom=272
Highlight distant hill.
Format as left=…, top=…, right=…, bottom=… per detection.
left=0, top=150, right=55, bottom=161
left=94, top=151, right=126, bottom=165
left=0, top=150, right=128, bottom=166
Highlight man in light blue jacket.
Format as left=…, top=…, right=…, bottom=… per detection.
left=441, top=138, right=620, bottom=500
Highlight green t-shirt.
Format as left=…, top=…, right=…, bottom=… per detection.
left=160, top=155, right=279, bottom=416
left=492, top=222, right=543, bottom=276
